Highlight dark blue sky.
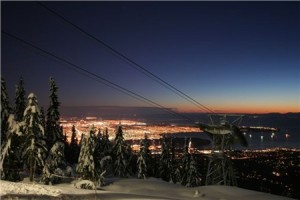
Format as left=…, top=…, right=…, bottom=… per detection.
left=2, top=1, right=299, bottom=113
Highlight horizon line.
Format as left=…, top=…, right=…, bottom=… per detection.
left=58, top=105, right=299, bottom=115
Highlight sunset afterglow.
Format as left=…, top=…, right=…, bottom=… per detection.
left=2, top=1, right=299, bottom=114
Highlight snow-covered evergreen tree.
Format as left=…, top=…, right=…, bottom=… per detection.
left=0, top=78, right=22, bottom=181
left=68, top=125, right=80, bottom=165
left=94, top=129, right=103, bottom=175
left=41, top=141, right=65, bottom=185
left=102, top=128, right=112, bottom=156
left=112, top=125, right=131, bottom=178
left=94, top=129, right=103, bottom=167
left=1, top=117, right=22, bottom=182
left=137, top=133, right=151, bottom=179
left=169, top=138, right=180, bottom=184
left=1, top=77, right=11, bottom=145
left=76, top=125, right=96, bottom=180
left=46, top=77, right=63, bottom=148
left=1, top=113, right=24, bottom=180
left=142, top=133, right=151, bottom=169
left=185, top=155, right=201, bottom=187
left=10, top=77, right=27, bottom=177
left=70, top=125, right=78, bottom=148
left=94, top=128, right=111, bottom=186
left=137, top=152, right=146, bottom=179
left=159, top=135, right=171, bottom=181
left=22, top=93, right=47, bottom=182
left=14, top=77, right=26, bottom=122
left=181, top=138, right=191, bottom=186
left=44, top=77, right=66, bottom=182
left=1, top=78, right=23, bottom=181
left=99, top=127, right=113, bottom=176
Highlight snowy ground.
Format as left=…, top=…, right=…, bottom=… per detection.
left=0, top=178, right=294, bottom=200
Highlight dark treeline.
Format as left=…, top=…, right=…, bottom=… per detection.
left=0, top=76, right=202, bottom=189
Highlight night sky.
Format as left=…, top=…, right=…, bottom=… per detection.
left=2, top=1, right=300, bottom=114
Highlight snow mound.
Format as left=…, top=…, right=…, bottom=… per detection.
left=0, top=180, right=61, bottom=196
left=74, top=180, right=96, bottom=190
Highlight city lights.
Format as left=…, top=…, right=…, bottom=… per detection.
left=60, top=118, right=202, bottom=144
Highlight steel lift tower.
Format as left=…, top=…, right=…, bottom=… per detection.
left=198, top=114, right=247, bottom=186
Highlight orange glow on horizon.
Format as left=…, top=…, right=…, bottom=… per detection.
left=177, top=104, right=300, bottom=114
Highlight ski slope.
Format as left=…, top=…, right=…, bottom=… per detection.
left=0, top=178, right=294, bottom=200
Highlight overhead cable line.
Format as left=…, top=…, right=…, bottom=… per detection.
left=2, top=31, right=195, bottom=123
left=37, top=2, right=215, bottom=114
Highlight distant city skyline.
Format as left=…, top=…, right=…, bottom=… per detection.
left=2, top=1, right=299, bottom=114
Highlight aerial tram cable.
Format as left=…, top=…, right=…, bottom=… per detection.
left=2, top=31, right=195, bottom=123
left=35, top=3, right=251, bottom=187
left=36, top=2, right=215, bottom=114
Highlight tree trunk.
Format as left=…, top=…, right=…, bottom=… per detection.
left=30, top=156, right=34, bottom=182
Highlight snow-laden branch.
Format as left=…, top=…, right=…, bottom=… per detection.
left=7, top=114, right=24, bottom=136
left=0, top=114, right=24, bottom=171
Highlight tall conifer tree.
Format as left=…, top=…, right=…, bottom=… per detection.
left=22, top=93, right=47, bottom=182
left=102, top=128, right=112, bottom=156
left=159, top=135, right=171, bottom=181
left=12, top=77, right=27, bottom=176
left=94, top=128, right=103, bottom=161
left=94, top=129, right=103, bottom=178
left=0, top=77, right=21, bottom=181
left=99, top=128, right=113, bottom=175
left=185, top=155, right=201, bottom=187
left=46, top=77, right=63, bottom=147
left=76, top=125, right=96, bottom=180
left=1, top=77, right=11, bottom=144
left=112, top=125, right=131, bottom=177
left=169, top=137, right=180, bottom=184
left=94, top=128, right=111, bottom=186
left=181, top=138, right=191, bottom=186
left=137, top=133, right=151, bottom=179
left=41, top=141, right=65, bottom=185
left=68, top=125, right=80, bottom=165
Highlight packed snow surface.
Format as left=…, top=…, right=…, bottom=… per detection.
left=0, top=180, right=61, bottom=196
left=0, top=178, right=294, bottom=200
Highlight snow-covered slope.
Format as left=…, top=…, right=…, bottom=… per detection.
left=0, top=178, right=294, bottom=200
